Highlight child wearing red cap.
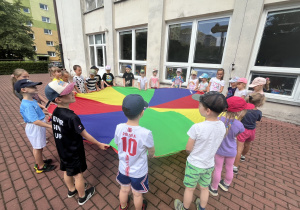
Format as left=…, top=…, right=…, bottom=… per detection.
left=233, top=92, right=265, bottom=174
left=209, top=97, right=254, bottom=196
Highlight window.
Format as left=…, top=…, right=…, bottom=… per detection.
left=46, top=41, right=54, bottom=46
left=118, top=28, right=148, bottom=76
left=29, top=33, right=34, bottom=39
left=250, top=8, right=300, bottom=103
left=48, top=51, right=56, bottom=57
left=23, top=8, right=30, bottom=13
left=40, top=4, right=48, bottom=10
left=42, top=16, right=50, bottom=23
left=86, top=0, right=104, bottom=12
left=167, top=23, right=192, bottom=62
left=164, top=17, right=230, bottom=84
left=33, top=46, right=37, bottom=51
left=88, top=34, right=106, bottom=67
left=250, top=73, right=296, bottom=96
left=26, top=21, right=32, bottom=27
left=44, top=29, right=52, bottom=35
left=194, top=18, right=229, bottom=64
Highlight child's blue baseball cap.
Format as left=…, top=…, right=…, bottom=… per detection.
left=122, top=94, right=148, bottom=117
left=14, top=79, right=42, bottom=93
left=229, top=76, right=240, bottom=83
left=199, top=73, right=209, bottom=79
left=126, top=65, right=131, bottom=69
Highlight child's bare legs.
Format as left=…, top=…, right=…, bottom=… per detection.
left=119, top=185, right=131, bottom=208
left=234, top=141, right=245, bottom=167
left=132, top=189, right=143, bottom=210
left=74, top=173, right=85, bottom=198
left=33, top=148, right=44, bottom=168
left=199, top=186, right=209, bottom=208
left=64, top=172, right=75, bottom=192
left=183, top=187, right=195, bottom=208
left=242, top=141, right=251, bottom=156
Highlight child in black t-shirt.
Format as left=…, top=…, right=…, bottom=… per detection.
left=45, top=80, right=110, bottom=206
left=122, top=65, right=134, bottom=87
left=103, top=65, right=115, bottom=88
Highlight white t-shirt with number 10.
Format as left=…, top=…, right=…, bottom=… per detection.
left=114, top=123, right=154, bottom=178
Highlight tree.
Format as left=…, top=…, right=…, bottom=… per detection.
left=0, top=0, right=35, bottom=60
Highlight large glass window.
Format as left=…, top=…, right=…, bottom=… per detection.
left=135, top=29, right=147, bottom=61
left=120, top=31, right=132, bottom=60
left=164, top=17, right=230, bottom=84
left=250, top=73, right=297, bottom=96
left=118, top=28, right=147, bottom=76
left=255, top=9, right=300, bottom=68
left=88, top=34, right=106, bottom=67
left=194, top=18, right=229, bottom=64
left=251, top=8, right=300, bottom=103
left=167, top=23, right=192, bottom=62
left=165, top=67, right=187, bottom=82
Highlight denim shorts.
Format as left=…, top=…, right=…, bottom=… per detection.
left=116, top=171, right=149, bottom=193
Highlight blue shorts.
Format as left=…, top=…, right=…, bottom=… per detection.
left=116, top=171, right=149, bottom=193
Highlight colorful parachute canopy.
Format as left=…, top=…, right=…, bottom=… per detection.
left=49, top=87, right=205, bottom=157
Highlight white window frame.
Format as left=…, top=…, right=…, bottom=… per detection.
left=247, top=5, right=300, bottom=105
left=44, top=29, right=52, bottom=35
left=23, top=8, right=30, bottom=13
left=42, top=16, right=50, bottom=23
left=163, top=14, right=232, bottom=85
left=33, top=46, right=37, bottom=51
left=40, top=3, right=48, bottom=10
left=88, top=33, right=106, bottom=68
left=86, top=0, right=104, bottom=12
left=117, top=27, right=148, bottom=77
left=46, top=41, right=54, bottom=46
left=48, top=51, right=56, bottom=57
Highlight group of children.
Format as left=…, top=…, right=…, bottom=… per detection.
left=11, top=66, right=266, bottom=210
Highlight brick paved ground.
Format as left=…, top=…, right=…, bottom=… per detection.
left=0, top=73, right=299, bottom=210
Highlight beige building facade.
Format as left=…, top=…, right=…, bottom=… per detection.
left=56, top=0, right=300, bottom=124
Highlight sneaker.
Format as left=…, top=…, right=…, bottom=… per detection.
left=208, top=185, right=218, bottom=196
left=174, top=199, right=184, bottom=210
left=35, top=163, right=56, bottom=173
left=219, top=180, right=229, bottom=192
left=195, top=198, right=205, bottom=210
left=34, top=159, right=53, bottom=170
left=142, top=199, right=148, bottom=210
left=119, top=195, right=130, bottom=210
left=240, top=155, right=245, bottom=162
left=78, top=186, right=95, bottom=205
left=67, top=183, right=89, bottom=198
left=233, top=167, right=238, bottom=175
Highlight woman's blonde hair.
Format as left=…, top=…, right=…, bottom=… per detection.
left=246, top=92, right=265, bottom=107
left=11, top=68, right=28, bottom=95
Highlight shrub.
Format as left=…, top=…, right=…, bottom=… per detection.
left=0, top=61, right=49, bottom=75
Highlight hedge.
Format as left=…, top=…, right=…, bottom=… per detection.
left=0, top=61, right=49, bottom=75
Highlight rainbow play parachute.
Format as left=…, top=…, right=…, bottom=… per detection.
left=49, top=87, right=205, bottom=157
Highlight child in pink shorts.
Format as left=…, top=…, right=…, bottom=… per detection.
left=233, top=92, right=265, bottom=174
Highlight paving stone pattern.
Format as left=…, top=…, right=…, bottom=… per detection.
left=0, top=74, right=299, bottom=210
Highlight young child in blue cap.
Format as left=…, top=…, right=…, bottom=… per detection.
left=14, top=79, right=55, bottom=173
left=115, top=94, right=155, bottom=210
